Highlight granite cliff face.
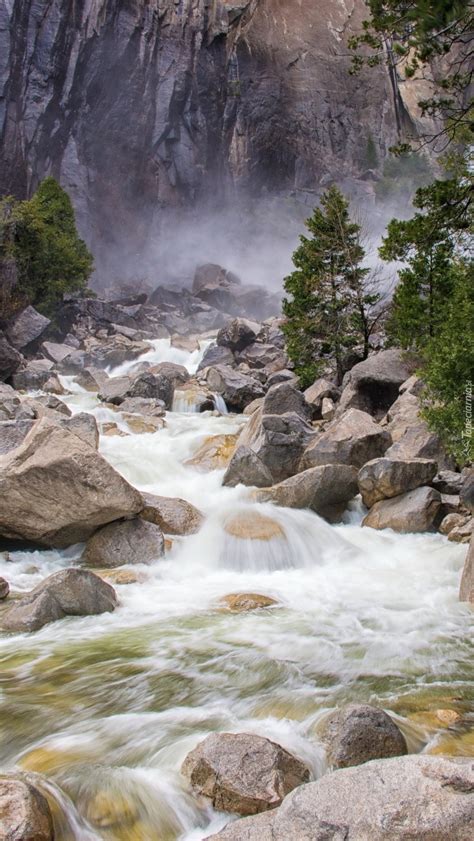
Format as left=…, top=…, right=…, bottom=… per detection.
left=0, top=0, right=417, bottom=277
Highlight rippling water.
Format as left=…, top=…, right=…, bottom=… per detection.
left=0, top=340, right=472, bottom=839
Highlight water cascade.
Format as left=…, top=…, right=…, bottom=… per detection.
left=0, top=341, right=472, bottom=840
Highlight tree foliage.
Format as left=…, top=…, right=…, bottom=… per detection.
left=0, top=177, right=93, bottom=317
left=283, top=186, right=382, bottom=387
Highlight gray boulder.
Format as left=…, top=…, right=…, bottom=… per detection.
left=41, top=341, right=75, bottom=365
left=265, top=370, right=298, bottom=389
left=124, top=371, right=175, bottom=410
left=0, top=331, right=23, bottom=381
left=0, top=419, right=36, bottom=454
left=237, top=343, right=286, bottom=371
left=10, top=359, right=55, bottom=391
left=460, top=470, right=474, bottom=514
left=0, top=576, right=9, bottom=599
left=320, top=704, right=407, bottom=769
left=263, top=382, right=311, bottom=420
left=150, top=361, right=189, bottom=384
left=198, top=344, right=235, bottom=371
left=182, top=732, right=309, bottom=816
left=83, top=518, right=165, bottom=567
left=363, top=486, right=441, bottom=533
left=250, top=412, right=316, bottom=483
left=59, top=412, right=99, bottom=449
left=0, top=418, right=143, bottom=547
left=358, top=457, right=438, bottom=508
left=304, top=377, right=340, bottom=419
left=432, top=469, right=464, bottom=495
left=193, top=263, right=241, bottom=295
left=301, top=409, right=391, bottom=471
left=337, top=349, right=416, bottom=419
left=223, top=446, right=274, bottom=488
left=5, top=305, right=50, bottom=349
left=0, top=775, right=54, bottom=840
left=255, top=464, right=358, bottom=522
left=217, top=318, right=261, bottom=352
left=118, top=396, right=165, bottom=417
left=1, top=569, right=117, bottom=632
left=207, top=756, right=474, bottom=841
left=205, top=365, right=264, bottom=412
left=140, top=493, right=204, bottom=535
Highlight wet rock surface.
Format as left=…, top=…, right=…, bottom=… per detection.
left=83, top=518, right=165, bottom=568
left=0, top=775, right=54, bottom=840
left=320, top=703, right=407, bottom=769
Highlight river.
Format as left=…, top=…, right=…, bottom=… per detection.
left=0, top=339, right=472, bottom=840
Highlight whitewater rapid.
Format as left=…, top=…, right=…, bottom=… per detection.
left=0, top=339, right=472, bottom=840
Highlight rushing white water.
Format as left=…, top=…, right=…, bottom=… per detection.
left=0, top=340, right=472, bottom=840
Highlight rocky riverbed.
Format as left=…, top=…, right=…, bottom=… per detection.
left=0, top=272, right=473, bottom=839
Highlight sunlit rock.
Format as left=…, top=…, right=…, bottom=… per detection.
left=362, top=486, right=441, bottom=533
left=219, top=593, right=279, bottom=612
left=185, top=433, right=237, bottom=471
left=0, top=774, right=54, bottom=841
left=140, top=493, right=204, bottom=535
left=224, top=511, right=285, bottom=541
left=357, top=456, right=437, bottom=508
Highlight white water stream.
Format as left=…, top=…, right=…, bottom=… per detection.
left=0, top=340, right=472, bottom=840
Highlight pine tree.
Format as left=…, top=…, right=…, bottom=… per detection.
left=283, top=185, right=378, bottom=387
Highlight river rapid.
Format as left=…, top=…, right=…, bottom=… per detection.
left=0, top=339, right=472, bottom=840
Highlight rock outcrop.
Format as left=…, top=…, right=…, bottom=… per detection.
left=0, top=0, right=421, bottom=277
left=358, top=457, right=438, bottom=508
left=207, top=756, right=474, bottom=841
left=363, top=486, right=441, bottom=533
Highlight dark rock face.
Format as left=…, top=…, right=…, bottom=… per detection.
left=320, top=703, right=407, bottom=770
left=0, top=0, right=416, bottom=275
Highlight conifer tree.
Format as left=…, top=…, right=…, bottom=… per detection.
left=283, top=185, right=379, bottom=387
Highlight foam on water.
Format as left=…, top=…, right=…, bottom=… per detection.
left=1, top=343, right=472, bottom=840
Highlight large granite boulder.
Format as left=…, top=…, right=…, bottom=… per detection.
left=140, top=493, right=204, bottom=535
left=198, top=344, right=235, bottom=371
left=459, top=534, right=473, bottom=603
left=193, top=263, right=241, bottom=295
left=337, top=349, right=416, bottom=418
left=254, top=464, right=358, bottom=522
left=83, top=518, right=165, bottom=567
left=304, top=377, right=340, bottom=419
left=237, top=343, right=286, bottom=372
left=217, top=318, right=261, bottom=352
left=358, top=457, right=438, bottom=508
left=385, top=422, right=454, bottom=469
left=262, top=382, right=311, bottom=420
left=124, top=370, right=175, bottom=410
left=0, top=419, right=36, bottom=454
left=223, top=446, right=274, bottom=488
left=205, top=365, right=264, bottom=412
left=10, top=359, right=55, bottom=391
left=207, top=756, right=474, bottom=841
left=182, top=732, right=310, bottom=816
left=1, top=569, right=117, bottom=632
left=300, top=409, right=391, bottom=471
left=363, top=486, right=441, bottom=533
left=5, top=305, right=50, bottom=349
left=0, top=418, right=143, bottom=547
left=248, top=412, right=316, bottom=483
left=320, top=704, right=407, bottom=769
left=460, top=470, right=474, bottom=514
left=0, top=775, right=54, bottom=840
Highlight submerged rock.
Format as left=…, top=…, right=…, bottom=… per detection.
left=1, top=569, right=117, bottom=632
left=219, top=593, right=278, bottom=612
left=83, top=518, right=165, bottom=567
left=185, top=434, right=237, bottom=471
left=207, top=756, right=474, bottom=840
left=224, top=511, right=285, bottom=541
left=140, top=493, right=204, bottom=535
left=0, top=418, right=143, bottom=547
left=182, top=732, right=310, bottom=816
left=363, top=486, right=441, bottom=533
left=0, top=775, right=54, bottom=840
left=320, top=703, right=407, bottom=769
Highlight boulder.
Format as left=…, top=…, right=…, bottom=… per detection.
left=439, top=512, right=468, bottom=536
left=336, top=349, right=416, bottom=418
left=320, top=704, right=407, bottom=769
left=150, top=361, right=189, bottom=384
left=224, top=511, right=285, bottom=541
left=121, top=413, right=165, bottom=434
left=41, top=341, right=75, bottom=365
left=10, top=359, right=56, bottom=391
left=0, top=418, right=143, bottom=547
left=5, top=305, right=50, bottom=349
left=0, top=382, right=34, bottom=421
left=205, top=365, right=264, bottom=412
left=237, top=343, right=286, bottom=371
left=265, top=370, right=298, bottom=389
left=186, top=434, right=238, bottom=471
left=207, top=756, right=474, bottom=841
left=460, top=470, right=474, bottom=514
left=118, top=397, right=165, bottom=417
left=254, top=464, right=358, bottom=522
left=448, top=516, right=473, bottom=544
left=385, top=421, right=454, bottom=469
left=73, top=367, right=109, bottom=392
left=182, top=732, right=310, bottom=816
left=0, top=576, right=9, bottom=599
left=247, top=412, right=316, bottom=483
left=217, top=318, right=261, bottom=352
left=304, top=377, right=340, bottom=419
left=223, top=446, right=274, bottom=488
left=243, top=398, right=264, bottom=416
left=193, top=263, right=241, bottom=295
left=459, top=534, right=474, bottom=603
left=198, top=343, right=235, bottom=371
left=363, top=486, right=441, bottom=533
left=301, top=409, right=391, bottom=471
left=358, top=457, right=438, bottom=508
left=59, top=412, right=99, bottom=449
left=321, top=396, right=335, bottom=420
left=1, top=569, right=117, bottom=632
left=29, top=394, right=71, bottom=416
left=219, top=593, right=278, bottom=612
left=82, top=518, right=165, bottom=567
left=84, top=335, right=149, bottom=369
left=0, top=775, right=54, bottom=840
left=262, top=382, right=311, bottom=420
left=97, top=376, right=132, bottom=405
left=432, top=469, right=464, bottom=495
left=140, top=493, right=204, bottom=535
left=124, top=371, right=175, bottom=410
left=0, top=331, right=23, bottom=381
